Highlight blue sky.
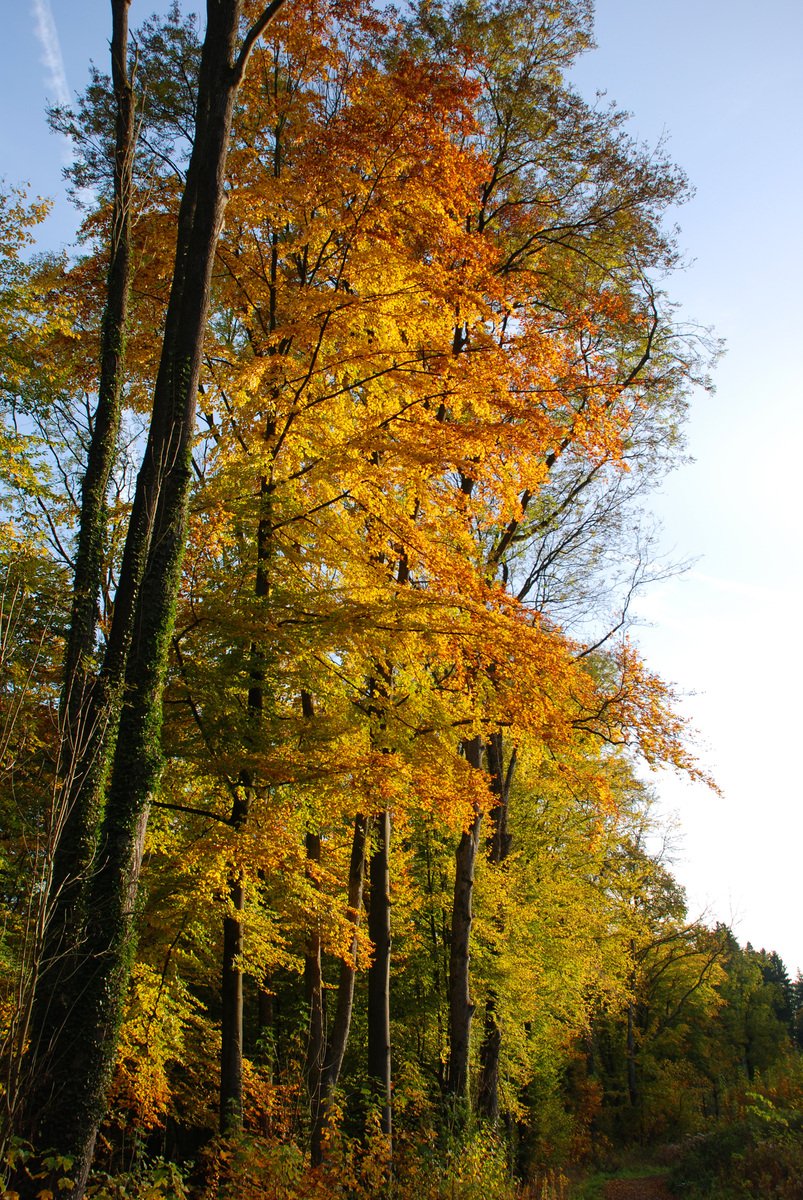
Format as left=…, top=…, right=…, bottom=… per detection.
left=3, top=1, right=803, bottom=971
left=573, top=1, right=803, bottom=973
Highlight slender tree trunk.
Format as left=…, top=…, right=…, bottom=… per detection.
left=16, top=4, right=289, bottom=1194
left=220, top=877, right=245, bottom=1131
left=310, top=811, right=369, bottom=1165
left=57, top=1, right=135, bottom=878
left=220, top=477, right=273, bottom=1129
left=423, top=829, right=447, bottom=1092
left=446, top=736, right=483, bottom=1101
left=304, top=831, right=325, bottom=1140
left=626, top=1002, right=638, bottom=1109
left=477, top=733, right=516, bottom=1121
left=21, top=0, right=136, bottom=1135
left=367, top=808, right=392, bottom=1146
left=219, top=775, right=250, bottom=1133
left=257, top=981, right=274, bottom=1069
left=60, top=0, right=134, bottom=742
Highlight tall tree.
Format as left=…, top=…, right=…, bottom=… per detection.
left=15, top=2, right=290, bottom=1194
left=24, top=0, right=138, bottom=1146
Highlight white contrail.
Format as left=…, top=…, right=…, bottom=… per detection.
left=30, top=0, right=75, bottom=170
left=30, top=0, right=70, bottom=109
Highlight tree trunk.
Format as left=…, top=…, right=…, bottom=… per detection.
left=257, top=981, right=274, bottom=1070
left=477, top=733, right=516, bottom=1121
left=423, top=828, right=447, bottom=1092
left=477, top=1004, right=502, bottom=1123
left=220, top=472, right=273, bottom=1129
left=311, top=811, right=369, bottom=1165
left=219, top=775, right=249, bottom=1134
left=21, top=0, right=136, bottom=1138
left=220, top=877, right=245, bottom=1132
left=304, top=832, right=325, bottom=1143
left=16, top=4, right=288, bottom=1194
left=60, top=0, right=134, bottom=747
left=626, top=1002, right=638, bottom=1109
left=446, top=736, right=483, bottom=1101
left=367, top=808, right=392, bottom=1147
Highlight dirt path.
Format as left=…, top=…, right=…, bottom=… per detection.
left=602, top=1176, right=672, bottom=1200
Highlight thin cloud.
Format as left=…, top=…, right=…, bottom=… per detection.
left=31, top=0, right=70, bottom=109
left=30, top=0, right=72, bottom=164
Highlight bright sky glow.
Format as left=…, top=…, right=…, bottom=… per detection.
left=2, top=0, right=802, bottom=972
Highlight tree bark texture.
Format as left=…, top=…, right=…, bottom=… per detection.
left=16, top=3, right=288, bottom=1194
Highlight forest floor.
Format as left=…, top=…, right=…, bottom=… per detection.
left=601, top=1176, right=673, bottom=1200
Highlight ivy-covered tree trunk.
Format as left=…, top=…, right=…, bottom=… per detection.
left=23, top=0, right=136, bottom=1127
left=446, top=736, right=483, bottom=1101
left=61, top=0, right=134, bottom=699
left=16, top=3, right=288, bottom=1195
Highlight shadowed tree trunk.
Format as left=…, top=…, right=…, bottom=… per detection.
left=221, top=871, right=246, bottom=1131
left=257, top=981, right=275, bottom=1068
left=626, top=1001, right=639, bottom=1109
left=304, top=830, right=325, bottom=1140
left=220, top=772, right=251, bottom=1132
left=220, top=475, right=274, bottom=1131
left=446, top=735, right=483, bottom=1101
left=477, top=732, right=516, bottom=1122
left=299, top=695, right=371, bottom=1163
left=367, top=807, right=393, bottom=1146
left=310, top=811, right=370, bottom=1164
left=15, top=3, right=289, bottom=1195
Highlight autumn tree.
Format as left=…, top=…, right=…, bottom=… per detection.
left=393, top=0, right=714, bottom=1117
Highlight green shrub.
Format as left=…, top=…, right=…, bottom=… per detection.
left=669, top=1088, right=803, bottom=1199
